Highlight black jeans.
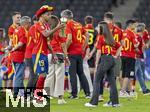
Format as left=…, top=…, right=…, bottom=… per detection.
left=25, top=58, right=38, bottom=96
left=90, top=55, right=119, bottom=105
left=99, top=76, right=104, bottom=95
left=69, top=55, right=90, bottom=96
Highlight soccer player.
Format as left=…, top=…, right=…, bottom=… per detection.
left=135, top=23, right=150, bottom=95
left=84, top=16, right=96, bottom=83
left=44, top=15, right=69, bottom=104
left=4, top=11, right=21, bottom=90
left=32, top=5, right=65, bottom=100
left=120, top=19, right=139, bottom=97
left=104, top=12, right=124, bottom=89
left=85, top=21, right=121, bottom=107
left=82, top=15, right=95, bottom=94
left=61, top=9, right=90, bottom=99
left=11, top=16, right=31, bottom=98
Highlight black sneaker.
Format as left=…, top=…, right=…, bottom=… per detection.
left=68, top=95, right=78, bottom=99
left=143, top=89, right=150, bottom=95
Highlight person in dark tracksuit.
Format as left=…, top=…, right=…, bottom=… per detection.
left=85, top=21, right=122, bottom=107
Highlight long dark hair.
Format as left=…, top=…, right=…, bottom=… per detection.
left=98, top=21, right=115, bottom=46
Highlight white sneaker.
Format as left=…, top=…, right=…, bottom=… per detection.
left=84, top=103, right=97, bottom=107
left=103, top=102, right=112, bottom=107
left=112, top=104, right=121, bottom=107
left=130, top=91, right=137, bottom=97
left=85, top=95, right=91, bottom=99
left=50, top=96, right=53, bottom=100
left=119, top=91, right=130, bottom=98
left=103, top=102, right=121, bottom=107
left=58, top=99, right=67, bottom=105
left=99, top=95, right=104, bottom=102
left=139, top=88, right=142, bottom=92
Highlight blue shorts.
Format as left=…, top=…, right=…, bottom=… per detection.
left=32, top=54, right=48, bottom=75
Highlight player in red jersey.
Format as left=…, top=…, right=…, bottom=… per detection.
left=85, top=21, right=121, bottom=107
left=61, top=9, right=90, bottom=99
left=32, top=5, right=65, bottom=101
left=101, top=12, right=123, bottom=101
left=10, top=16, right=31, bottom=98
left=104, top=12, right=123, bottom=85
left=89, top=12, right=124, bottom=101
left=3, top=12, right=21, bottom=90
left=119, top=19, right=139, bottom=97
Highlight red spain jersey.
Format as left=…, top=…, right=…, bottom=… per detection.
left=142, top=30, right=150, bottom=43
left=12, top=26, right=27, bottom=63
left=136, top=34, right=144, bottom=58
left=96, top=35, right=120, bottom=55
left=25, top=25, right=35, bottom=58
left=8, top=24, right=18, bottom=39
left=8, top=24, right=19, bottom=58
left=49, top=30, right=66, bottom=53
left=65, top=20, right=86, bottom=55
left=32, top=22, right=49, bottom=56
left=109, top=23, right=123, bottom=56
left=121, top=29, right=138, bottom=59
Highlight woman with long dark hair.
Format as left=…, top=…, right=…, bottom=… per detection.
left=85, top=21, right=122, bottom=107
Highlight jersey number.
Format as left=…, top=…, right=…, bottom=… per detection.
left=87, top=29, right=94, bottom=45
left=114, top=34, right=119, bottom=42
left=124, top=38, right=132, bottom=51
left=39, top=60, right=45, bottom=67
left=76, top=30, right=82, bottom=43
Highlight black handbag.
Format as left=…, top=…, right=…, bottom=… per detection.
left=56, top=54, right=64, bottom=63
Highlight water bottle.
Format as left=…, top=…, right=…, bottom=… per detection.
left=64, top=66, right=69, bottom=91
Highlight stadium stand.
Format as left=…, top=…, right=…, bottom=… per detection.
left=133, top=0, right=150, bottom=28
left=0, top=0, right=112, bottom=32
